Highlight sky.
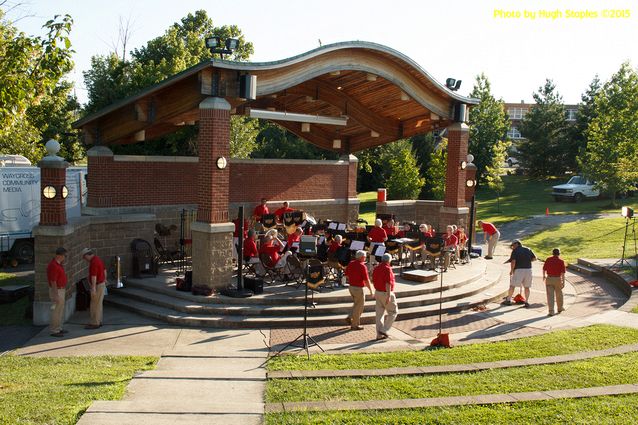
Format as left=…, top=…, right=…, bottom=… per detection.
left=7, top=0, right=638, bottom=106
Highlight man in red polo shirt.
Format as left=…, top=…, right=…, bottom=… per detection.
left=367, top=219, right=388, bottom=267
left=274, top=201, right=294, bottom=223
left=373, top=253, right=398, bottom=340
left=253, top=198, right=269, bottom=225
left=543, top=248, right=566, bottom=316
left=344, top=250, right=373, bottom=330
left=47, top=247, right=68, bottom=337
left=478, top=220, right=500, bottom=259
left=82, top=248, right=106, bottom=329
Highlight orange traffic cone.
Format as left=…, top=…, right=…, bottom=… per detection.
left=545, top=207, right=549, bottom=216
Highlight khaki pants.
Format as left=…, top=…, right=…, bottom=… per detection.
left=90, top=282, right=105, bottom=326
left=49, top=287, right=66, bottom=333
left=348, top=286, right=365, bottom=327
left=545, top=276, right=564, bottom=314
left=375, top=291, right=398, bottom=336
left=487, top=231, right=500, bottom=257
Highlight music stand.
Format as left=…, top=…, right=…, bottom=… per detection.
left=272, top=263, right=325, bottom=359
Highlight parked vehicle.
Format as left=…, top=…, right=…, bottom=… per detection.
left=1, top=164, right=86, bottom=264
left=551, top=176, right=599, bottom=202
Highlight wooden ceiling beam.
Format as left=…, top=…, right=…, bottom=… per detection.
left=273, top=121, right=338, bottom=152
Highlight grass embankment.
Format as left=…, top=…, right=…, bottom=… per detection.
left=0, top=355, right=157, bottom=425
left=524, top=216, right=635, bottom=264
left=476, top=175, right=636, bottom=226
left=267, top=395, right=638, bottom=424
left=0, top=271, right=32, bottom=326
left=358, top=191, right=377, bottom=224
left=268, top=325, right=638, bottom=371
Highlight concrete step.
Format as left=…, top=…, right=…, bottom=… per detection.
left=577, top=258, right=604, bottom=271
left=110, top=269, right=500, bottom=317
left=568, top=263, right=602, bottom=276
left=104, top=277, right=505, bottom=329
left=123, top=265, right=486, bottom=305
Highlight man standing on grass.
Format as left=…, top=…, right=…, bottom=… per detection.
left=344, top=250, right=373, bottom=331
left=81, top=248, right=106, bottom=329
left=543, top=248, right=566, bottom=316
left=372, top=253, right=398, bottom=340
left=47, top=247, right=68, bottom=337
left=503, top=240, right=536, bottom=307
left=478, top=220, right=500, bottom=259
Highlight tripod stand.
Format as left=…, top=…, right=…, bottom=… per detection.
left=611, top=217, right=637, bottom=277
left=273, top=272, right=324, bottom=359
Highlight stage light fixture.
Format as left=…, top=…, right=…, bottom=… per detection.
left=621, top=206, right=634, bottom=218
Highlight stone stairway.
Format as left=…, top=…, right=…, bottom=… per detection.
left=105, top=260, right=507, bottom=329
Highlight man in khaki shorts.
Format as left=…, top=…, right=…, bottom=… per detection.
left=503, top=240, right=536, bottom=307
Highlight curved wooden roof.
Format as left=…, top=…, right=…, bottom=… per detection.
left=74, top=41, right=478, bottom=153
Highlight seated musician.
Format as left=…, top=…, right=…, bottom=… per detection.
left=367, top=219, right=388, bottom=267
left=252, top=198, right=269, bottom=225
left=243, top=230, right=260, bottom=264
left=328, top=234, right=343, bottom=256
left=274, top=201, right=294, bottom=223
left=232, top=217, right=250, bottom=260
left=256, top=235, right=292, bottom=275
left=457, top=226, right=468, bottom=261
left=286, top=227, right=303, bottom=253
left=383, top=219, right=397, bottom=238
left=442, top=225, right=459, bottom=270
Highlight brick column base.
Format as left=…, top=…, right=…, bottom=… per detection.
left=191, top=222, right=234, bottom=292
left=439, top=206, right=470, bottom=231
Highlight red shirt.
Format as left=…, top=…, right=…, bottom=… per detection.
left=253, top=204, right=269, bottom=221
left=368, top=227, right=388, bottom=243
left=444, top=233, right=458, bottom=248
left=274, top=207, right=294, bottom=218
left=543, top=256, right=566, bottom=276
left=328, top=240, right=342, bottom=254
left=243, top=237, right=258, bottom=258
left=287, top=233, right=301, bottom=249
left=345, top=259, right=369, bottom=287
left=233, top=219, right=250, bottom=238
left=89, top=255, right=106, bottom=284
left=372, top=262, right=395, bottom=292
left=457, top=232, right=468, bottom=245
left=47, top=258, right=67, bottom=289
left=260, top=243, right=280, bottom=265
left=481, top=222, right=498, bottom=236
left=383, top=225, right=396, bottom=237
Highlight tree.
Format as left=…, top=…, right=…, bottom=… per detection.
left=467, top=73, right=510, bottom=185
left=381, top=140, right=425, bottom=200
left=518, top=80, right=570, bottom=177
left=0, top=9, right=76, bottom=163
left=410, top=132, right=438, bottom=198
left=251, top=122, right=338, bottom=160
left=82, top=10, right=257, bottom=157
left=570, top=76, right=601, bottom=162
left=428, top=138, right=447, bottom=200
left=579, top=62, right=638, bottom=206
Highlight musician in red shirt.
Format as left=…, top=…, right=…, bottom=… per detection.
left=286, top=227, right=303, bottom=252
left=243, top=229, right=260, bottom=264
left=81, top=248, right=106, bottom=329
left=274, top=201, right=294, bottom=223
left=367, top=219, right=388, bottom=267
left=372, top=253, right=398, bottom=340
left=443, top=225, right=459, bottom=270
left=252, top=198, right=269, bottom=224
left=543, top=248, right=566, bottom=316
left=232, top=218, right=250, bottom=260
left=344, top=250, right=373, bottom=330
left=478, top=220, right=500, bottom=259
left=328, top=234, right=343, bottom=255
left=383, top=219, right=397, bottom=238
left=47, top=247, right=68, bottom=337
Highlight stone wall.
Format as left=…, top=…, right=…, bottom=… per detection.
left=377, top=200, right=473, bottom=232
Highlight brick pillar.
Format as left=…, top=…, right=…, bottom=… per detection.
left=192, top=97, right=233, bottom=292
left=341, top=154, right=359, bottom=223
left=464, top=163, right=477, bottom=202
left=440, top=122, right=470, bottom=230
left=86, top=146, right=114, bottom=208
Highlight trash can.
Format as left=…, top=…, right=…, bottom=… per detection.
left=131, top=239, right=157, bottom=278
left=377, top=188, right=387, bottom=202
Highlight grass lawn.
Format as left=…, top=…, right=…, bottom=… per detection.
left=523, top=216, right=635, bottom=264
left=266, top=394, right=638, bottom=424
left=266, top=351, right=638, bottom=403
left=358, top=191, right=377, bottom=224
left=0, top=355, right=157, bottom=425
left=476, top=175, right=637, bottom=226
left=268, top=325, right=638, bottom=371
left=0, top=272, right=33, bottom=326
